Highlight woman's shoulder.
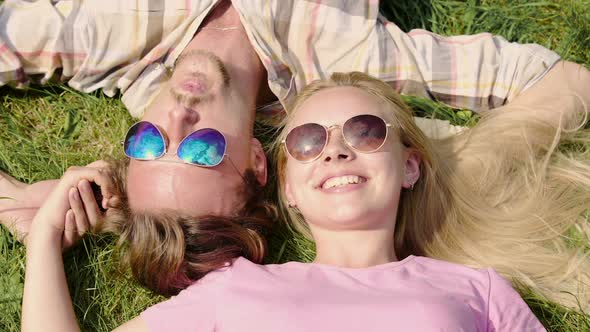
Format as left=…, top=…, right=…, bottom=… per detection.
left=414, top=255, right=488, bottom=273
left=154, top=261, right=236, bottom=304
left=411, top=256, right=497, bottom=287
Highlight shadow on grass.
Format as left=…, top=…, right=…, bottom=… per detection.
left=1, top=84, right=70, bottom=100
left=380, top=0, right=433, bottom=31
left=0, top=83, right=121, bottom=100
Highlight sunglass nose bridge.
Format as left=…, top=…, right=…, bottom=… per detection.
left=326, top=124, right=341, bottom=131
left=321, top=125, right=355, bottom=162
left=325, top=124, right=347, bottom=146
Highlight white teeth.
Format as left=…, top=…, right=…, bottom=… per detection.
left=322, top=175, right=365, bottom=189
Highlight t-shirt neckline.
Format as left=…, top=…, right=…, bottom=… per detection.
left=260, top=255, right=417, bottom=273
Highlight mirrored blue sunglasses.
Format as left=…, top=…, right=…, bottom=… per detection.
left=123, top=121, right=227, bottom=167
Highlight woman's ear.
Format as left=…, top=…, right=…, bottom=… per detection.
left=402, top=149, right=421, bottom=188
left=250, top=138, right=268, bottom=186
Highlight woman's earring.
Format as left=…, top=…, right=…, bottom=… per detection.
left=405, top=176, right=415, bottom=191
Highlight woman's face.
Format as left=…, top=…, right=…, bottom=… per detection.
left=283, top=87, right=420, bottom=233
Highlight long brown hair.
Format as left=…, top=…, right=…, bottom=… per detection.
left=98, top=158, right=276, bottom=297
left=273, top=72, right=590, bottom=310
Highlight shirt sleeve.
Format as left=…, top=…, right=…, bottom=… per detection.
left=485, top=268, right=546, bottom=332
left=381, top=22, right=561, bottom=112
left=0, top=0, right=67, bottom=87
left=232, top=0, right=559, bottom=114
left=0, top=0, right=217, bottom=118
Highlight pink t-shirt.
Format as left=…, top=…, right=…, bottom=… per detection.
left=141, top=256, right=545, bottom=331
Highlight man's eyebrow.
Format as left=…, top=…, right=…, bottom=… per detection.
left=201, top=52, right=231, bottom=87
left=210, top=55, right=231, bottom=87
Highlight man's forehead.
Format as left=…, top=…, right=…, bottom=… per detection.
left=126, top=160, right=243, bottom=216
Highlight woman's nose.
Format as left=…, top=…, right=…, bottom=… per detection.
left=322, top=128, right=356, bottom=163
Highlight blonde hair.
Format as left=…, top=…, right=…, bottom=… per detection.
left=273, top=71, right=590, bottom=311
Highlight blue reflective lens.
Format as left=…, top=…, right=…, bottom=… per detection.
left=124, top=122, right=166, bottom=160
left=177, top=128, right=226, bottom=166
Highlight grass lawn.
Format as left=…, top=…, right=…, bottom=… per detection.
left=1, top=0, right=589, bottom=331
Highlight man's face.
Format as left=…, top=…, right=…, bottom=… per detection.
left=126, top=51, right=265, bottom=216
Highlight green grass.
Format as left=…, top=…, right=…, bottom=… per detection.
left=1, top=0, right=589, bottom=330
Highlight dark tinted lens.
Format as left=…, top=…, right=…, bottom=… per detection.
left=177, top=128, right=226, bottom=166
left=124, top=121, right=165, bottom=160
left=342, top=114, right=387, bottom=151
left=285, top=123, right=327, bottom=162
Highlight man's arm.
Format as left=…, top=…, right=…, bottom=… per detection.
left=0, top=172, right=57, bottom=243
left=230, top=0, right=562, bottom=115
left=506, top=61, right=590, bottom=130
left=379, top=25, right=562, bottom=113
left=1, top=165, right=109, bottom=248
left=112, top=317, right=150, bottom=332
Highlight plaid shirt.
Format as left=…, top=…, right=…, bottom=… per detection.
left=0, top=0, right=559, bottom=120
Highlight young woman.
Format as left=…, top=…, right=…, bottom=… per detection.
left=22, top=72, right=589, bottom=331
left=272, top=72, right=590, bottom=313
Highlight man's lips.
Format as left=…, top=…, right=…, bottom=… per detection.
left=180, top=74, right=209, bottom=95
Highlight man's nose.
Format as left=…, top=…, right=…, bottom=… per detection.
left=322, top=128, right=356, bottom=163
left=166, top=107, right=200, bottom=152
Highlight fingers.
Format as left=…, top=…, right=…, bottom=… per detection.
left=68, top=187, right=90, bottom=236
left=63, top=162, right=116, bottom=206
left=64, top=183, right=101, bottom=250
left=83, top=160, right=114, bottom=199
left=76, top=180, right=102, bottom=228
left=90, top=170, right=115, bottom=207
left=85, top=160, right=110, bottom=169
left=30, top=161, right=117, bottom=239
left=62, top=209, right=80, bottom=250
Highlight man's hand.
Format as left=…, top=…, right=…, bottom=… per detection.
left=28, top=160, right=116, bottom=248
left=1, top=161, right=116, bottom=249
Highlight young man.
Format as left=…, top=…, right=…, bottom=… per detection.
left=1, top=0, right=588, bottom=238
